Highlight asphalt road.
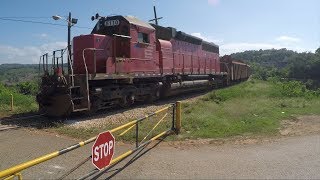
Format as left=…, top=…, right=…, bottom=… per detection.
left=0, top=129, right=319, bottom=179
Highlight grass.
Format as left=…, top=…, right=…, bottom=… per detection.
left=0, top=83, right=38, bottom=118
left=179, top=79, right=320, bottom=139
left=52, top=125, right=104, bottom=140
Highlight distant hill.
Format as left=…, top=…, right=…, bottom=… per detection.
left=0, top=64, right=39, bottom=85
left=230, top=48, right=301, bottom=68
left=230, top=48, right=320, bottom=83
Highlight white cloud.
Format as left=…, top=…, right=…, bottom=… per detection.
left=39, top=33, right=48, bottom=38
left=191, top=32, right=223, bottom=44
left=217, top=35, right=308, bottom=55
left=276, top=36, right=301, bottom=43
left=0, top=42, right=67, bottom=64
left=220, top=42, right=311, bottom=55
left=208, top=0, right=220, bottom=6
left=220, top=43, right=281, bottom=55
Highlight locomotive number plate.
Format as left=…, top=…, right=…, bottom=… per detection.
left=104, top=20, right=120, bottom=27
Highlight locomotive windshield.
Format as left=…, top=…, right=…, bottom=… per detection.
left=91, top=16, right=129, bottom=36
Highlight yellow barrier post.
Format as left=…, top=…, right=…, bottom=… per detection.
left=10, top=94, right=13, bottom=111
left=175, top=101, right=181, bottom=134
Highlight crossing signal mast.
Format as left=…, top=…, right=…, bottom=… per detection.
left=149, top=0, right=163, bottom=25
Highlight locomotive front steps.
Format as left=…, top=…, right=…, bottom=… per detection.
left=69, top=75, right=91, bottom=112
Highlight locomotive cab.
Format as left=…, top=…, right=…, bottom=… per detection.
left=73, top=15, right=158, bottom=76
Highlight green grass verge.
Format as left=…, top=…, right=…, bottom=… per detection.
left=0, top=83, right=38, bottom=117
left=179, top=79, right=320, bottom=139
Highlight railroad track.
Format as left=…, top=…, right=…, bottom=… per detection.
left=0, top=113, right=45, bottom=121
left=0, top=124, right=20, bottom=131
left=0, top=113, right=46, bottom=131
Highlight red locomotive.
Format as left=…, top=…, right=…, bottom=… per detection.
left=37, top=14, right=250, bottom=117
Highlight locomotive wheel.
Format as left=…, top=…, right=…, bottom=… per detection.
left=119, top=94, right=135, bottom=108
left=147, top=88, right=160, bottom=103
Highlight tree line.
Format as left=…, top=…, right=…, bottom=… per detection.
left=231, top=48, right=320, bottom=89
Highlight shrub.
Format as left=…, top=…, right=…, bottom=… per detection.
left=16, top=81, right=38, bottom=95
left=270, top=80, right=320, bottom=98
left=279, top=81, right=306, bottom=97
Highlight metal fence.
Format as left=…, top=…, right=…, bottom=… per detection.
left=0, top=101, right=182, bottom=180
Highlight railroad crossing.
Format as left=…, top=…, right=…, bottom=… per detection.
left=0, top=102, right=181, bottom=179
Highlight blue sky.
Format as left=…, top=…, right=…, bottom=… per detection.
left=0, top=0, right=319, bottom=64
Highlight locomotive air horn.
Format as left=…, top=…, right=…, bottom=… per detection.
left=91, top=13, right=101, bottom=21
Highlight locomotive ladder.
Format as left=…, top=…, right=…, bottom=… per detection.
left=67, top=49, right=90, bottom=112
left=69, top=48, right=104, bottom=112
left=65, top=49, right=88, bottom=112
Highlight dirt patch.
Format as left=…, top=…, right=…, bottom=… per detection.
left=163, top=115, right=320, bottom=148
left=164, top=136, right=277, bottom=150
left=280, top=115, right=320, bottom=136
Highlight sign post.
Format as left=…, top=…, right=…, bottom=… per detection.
left=92, top=131, right=115, bottom=170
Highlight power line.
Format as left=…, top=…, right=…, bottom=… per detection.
left=0, top=17, right=92, bottom=29
left=0, top=17, right=65, bottom=26
left=0, top=16, right=52, bottom=19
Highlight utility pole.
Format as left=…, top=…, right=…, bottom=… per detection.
left=149, top=3, right=163, bottom=25
left=67, top=12, right=71, bottom=75
left=153, top=6, right=158, bottom=25
left=52, top=12, right=77, bottom=77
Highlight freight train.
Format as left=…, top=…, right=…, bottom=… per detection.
left=36, top=14, right=251, bottom=117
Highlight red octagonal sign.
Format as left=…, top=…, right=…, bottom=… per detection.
left=92, top=131, right=115, bottom=170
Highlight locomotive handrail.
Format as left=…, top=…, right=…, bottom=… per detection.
left=67, top=47, right=75, bottom=87
left=81, top=48, right=104, bottom=111
left=52, top=49, right=67, bottom=74
left=38, top=53, right=49, bottom=76
left=82, top=48, right=104, bottom=75
left=39, top=48, right=68, bottom=77
left=82, top=48, right=91, bottom=111
left=112, top=34, right=131, bottom=39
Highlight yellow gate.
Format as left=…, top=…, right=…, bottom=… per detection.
left=0, top=101, right=182, bottom=180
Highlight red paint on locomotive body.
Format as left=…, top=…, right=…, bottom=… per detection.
left=73, top=34, right=112, bottom=74
left=157, top=39, right=173, bottom=74
left=72, top=15, right=221, bottom=78
left=73, top=16, right=160, bottom=77
left=169, top=39, right=220, bottom=75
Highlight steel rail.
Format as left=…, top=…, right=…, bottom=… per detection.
left=0, top=113, right=45, bottom=123
left=0, top=125, right=20, bottom=132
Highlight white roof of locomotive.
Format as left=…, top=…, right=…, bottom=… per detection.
left=124, top=16, right=155, bottom=30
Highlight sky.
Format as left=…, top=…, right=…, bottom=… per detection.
left=0, top=0, right=319, bottom=64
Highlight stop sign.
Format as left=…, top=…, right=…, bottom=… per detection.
left=92, top=131, right=115, bottom=170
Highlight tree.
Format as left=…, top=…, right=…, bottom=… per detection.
left=316, top=48, right=320, bottom=55
left=16, top=81, right=38, bottom=95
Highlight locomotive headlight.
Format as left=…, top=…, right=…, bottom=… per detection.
left=71, top=18, right=78, bottom=25
left=52, top=15, right=61, bottom=20
left=95, top=88, right=102, bottom=92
